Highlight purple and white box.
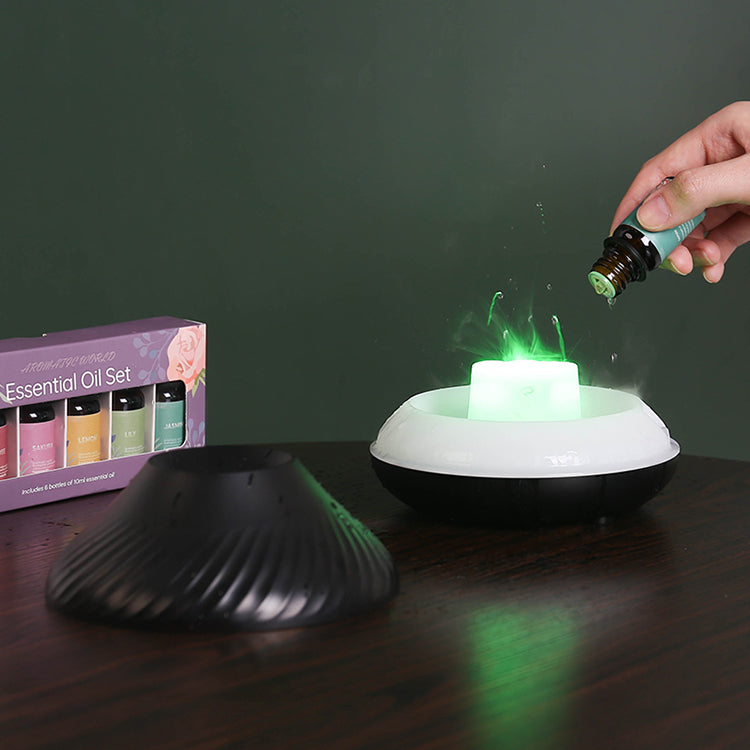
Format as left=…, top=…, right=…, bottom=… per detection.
left=0, top=316, right=206, bottom=513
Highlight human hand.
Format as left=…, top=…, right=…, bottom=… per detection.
left=611, top=101, right=750, bottom=283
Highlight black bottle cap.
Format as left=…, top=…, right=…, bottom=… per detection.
left=113, top=389, right=145, bottom=412
left=20, top=403, right=55, bottom=423
left=68, top=396, right=101, bottom=417
left=156, top=381, right=186, bottom=403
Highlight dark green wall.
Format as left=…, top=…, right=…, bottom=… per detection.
left=2, top=1, right=750, bottom=459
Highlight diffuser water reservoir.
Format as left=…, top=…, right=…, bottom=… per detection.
left=371, top=361, right=678, bottom=526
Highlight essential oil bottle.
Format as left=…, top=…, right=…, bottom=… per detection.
left=67, top=396, right=102, bottom=466
left=19, top=403, right=57, bottom=475
left=111, top=388, right=146, bottom=458
left=0, top=411, right=8, bottom=480
left=154, top=380, right=186, bottom=451
left=588, top=208, right=706, bottom=299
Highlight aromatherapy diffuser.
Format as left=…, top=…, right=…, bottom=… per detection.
left=47, top=446, right=398, bottom=630
left=371, top=360, right=678, bottom=526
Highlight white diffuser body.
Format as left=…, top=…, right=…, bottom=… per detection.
left=370, top=385, right=678, bottom=526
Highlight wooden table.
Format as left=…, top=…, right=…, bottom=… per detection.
left=2, top=443, right=749, bottom=749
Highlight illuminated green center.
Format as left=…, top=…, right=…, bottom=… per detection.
left=467, top=359, right=581, bottom=422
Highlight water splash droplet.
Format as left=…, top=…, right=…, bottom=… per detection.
left=551, top=315, right=566, bottom=361
left=486, top=291, right=504, bottom=325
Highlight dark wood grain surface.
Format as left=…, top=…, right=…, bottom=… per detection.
left=2, top=443, right=750, bottom=749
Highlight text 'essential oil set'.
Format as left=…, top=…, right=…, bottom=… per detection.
left=0, top=317, right=206, bottom=513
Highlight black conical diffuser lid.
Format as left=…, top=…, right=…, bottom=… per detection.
left=46, top=446, right=398, bottom=630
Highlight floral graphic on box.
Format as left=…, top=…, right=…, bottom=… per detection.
left=132, top=325, right=206, bottom=395
left=133, top=328, right=180, bottom=383
left=131, top=324, right=206, bottom=448
left=166, top=325, right=206, bottom=395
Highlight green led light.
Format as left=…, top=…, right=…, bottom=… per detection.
left=467, top=359, right=581, bottom=422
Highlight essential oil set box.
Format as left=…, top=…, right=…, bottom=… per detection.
left=0, top=317, right=206, bottom=513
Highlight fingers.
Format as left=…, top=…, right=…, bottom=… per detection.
left=611, top=169, right=673, bottom=232
left=636, top=154, right=750, bottom=230
left=702, top=261, right=725, bottom=284
left=701, top=211, right=750, bottom=282
left=610, top=118, right=723, bottom=230
left=661, top=209, right=750, bottom=283
left=662, top=241, right=723, bottom=279
left=608, top=102, right=750, bottom=286
left=610, top=101, right=750, bottom=231
left=661, top=245, right=695, bottom=275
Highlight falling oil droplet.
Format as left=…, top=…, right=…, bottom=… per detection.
left=546, top=283, right=552, bottom=291
left=536, top=201, right=547, bottom=233
left=607, top=297, right=617, bottom=310
left=502, top=329, right=509, bottom=341
left=611, top=352, right=619, bottom=363
left=486, top=291, right=504, bottom=325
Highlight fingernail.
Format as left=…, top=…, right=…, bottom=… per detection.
left=696, top=252, right=717, bottom=267
left=636, top=195, right=670, bottom=230
left=703, top=265, right=723, bottom=284
left=660, top=258, right=686, bottom=275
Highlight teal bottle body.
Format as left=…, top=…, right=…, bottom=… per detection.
left=621, top=209, right=705, bottom=263
left=154, top=381, right=185, bottom=451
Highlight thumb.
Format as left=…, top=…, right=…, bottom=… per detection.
left=636, top=155, right=750, bottom=230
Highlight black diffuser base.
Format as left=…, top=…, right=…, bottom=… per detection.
left=371, top=456, right=678, bottom=527
left=47, top=446, right=398, bottom=631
